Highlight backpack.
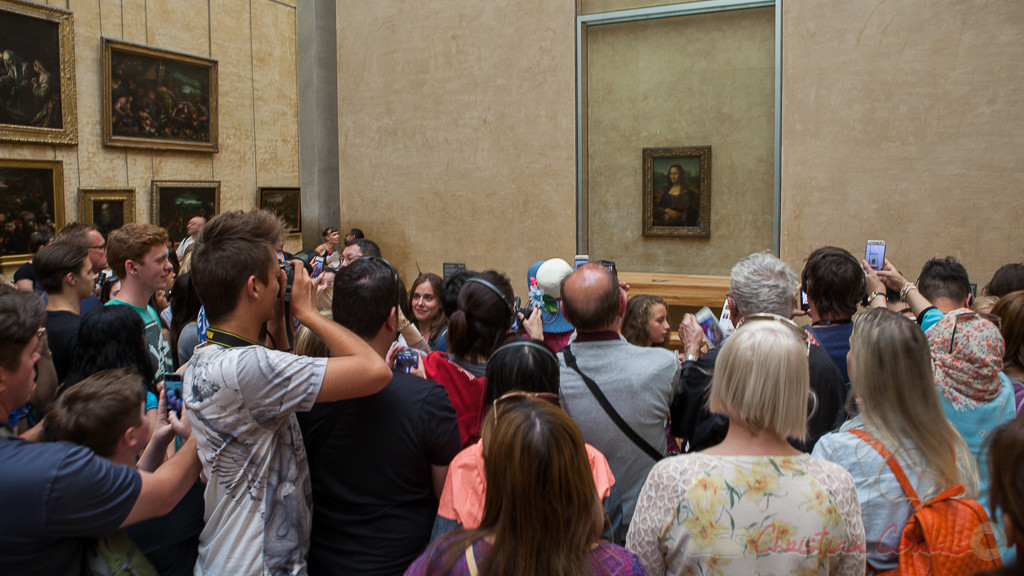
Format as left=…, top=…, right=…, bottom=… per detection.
left=849, top=429, right=1003, bottom=576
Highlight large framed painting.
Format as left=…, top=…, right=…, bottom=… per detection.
left=151, top=180, right=219, bottom=244
left=0, top=159, right=64, bottom=266
left=642, top=146, right=711, bottom=238
left=257, top=187, right=301, bottom=234
left=0, top=0, right=77, bottom=145
left=78, top=188, right=135, bottom=238
left=102, top=39, right=218, bottom=152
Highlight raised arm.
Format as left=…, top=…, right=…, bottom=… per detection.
left=288, top=260, right=391, bottom=402
left=875, top=258, right=933, bottom=317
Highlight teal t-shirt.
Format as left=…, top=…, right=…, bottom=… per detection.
left=106, top=299, right=173, bottom=384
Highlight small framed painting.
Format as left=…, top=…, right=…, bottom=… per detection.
left=258, top=187, right=301, bottom=234
left=151, top=180, right=219, bottom=244
left=642, top=146, right=712, bottom=237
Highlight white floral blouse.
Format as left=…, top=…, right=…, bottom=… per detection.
left=627, top=453, right=866, bottom=576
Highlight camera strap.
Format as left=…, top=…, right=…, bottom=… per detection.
left=562, top=345, right=663, bottom=462
left=205, top=328, right=258, bottom=349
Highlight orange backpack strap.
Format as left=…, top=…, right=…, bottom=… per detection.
left=848, top=428, right=922, bottom=509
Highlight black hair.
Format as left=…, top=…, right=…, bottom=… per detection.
left=447, top=270, right=514, bottom=360
left=483, top=340, right=560, bottom=409
left=63, top=305, right=157, bottom=397
left=347, top=228, right=364, bottom=239
left=345, top=238, right=382, bottom=258
left=169, top=273, right=203, bottom=368
left=333, top=258, right=406, bottom=339
left=917, top=256, right=971, bottom=304
left=441, top=269, right=477, bottom=318
left=801, top=246, right=865, bottom=319
left=29, top=232, right=52, bottom=253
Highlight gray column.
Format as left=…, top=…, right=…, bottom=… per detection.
left=296, top=0, right=340, bottom=250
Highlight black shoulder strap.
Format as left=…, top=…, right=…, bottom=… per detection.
left=562, top=346, right=663, bottom=462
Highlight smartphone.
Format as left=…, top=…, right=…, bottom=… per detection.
left=865, top=240, right=886, bottom=271
left=164, top=373, right=184, bottom=418
left=800, top=290, right=810, bottom=313
left=574, top=254, right=589, bottom=269
left=695, top=306, right=726, bottom=348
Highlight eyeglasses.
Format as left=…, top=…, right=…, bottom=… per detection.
left=948, top=311, right=1001, bottom=354
left=735, top=312, right=811, bottom=357
left=89, top=243, right=106, bottom=251
left=492, top=391, right=561, bottom=425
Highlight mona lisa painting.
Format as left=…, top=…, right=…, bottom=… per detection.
left=642, top=146, right=711, bottom=237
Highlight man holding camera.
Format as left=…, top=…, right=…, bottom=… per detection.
left=184, top=209, right=391, bottom=575
left=298, top=258, right=460, bottom=574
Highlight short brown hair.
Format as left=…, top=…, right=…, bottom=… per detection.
left=560, top=264, right=620, bottom=332
left=47, top=368, right=146, bottom=458
left=32, top=242, right=89, bottom=294
left=993, top=290, right=1024, bottom=373
left=107, top=223, right=168, bottom=278
left=191, top=209, right=284, bottom=323
left=0, top=285, right=45, bottom=371
left=53, top=221, right=97, bottom=248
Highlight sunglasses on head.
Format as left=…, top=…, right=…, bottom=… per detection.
left=492, top=391, right=561, bottom=426
left=735, top=312, right=810, bottom=357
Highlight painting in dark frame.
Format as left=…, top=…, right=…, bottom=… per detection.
left=151, top=180, right=219, bottom=244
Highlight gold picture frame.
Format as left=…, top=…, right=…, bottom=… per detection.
left=257, top=187, right=301, bottom=234
left=0, top=158, right=65, bottom=266
left=151, top=180, right=220, bottom=244
left=102, top=39, right=218, bottom=152
left=0, top=0, right=77, bottom=145
left=642, top=146, right=712, bottom=238
left=78, top=188, right=135, bottom=237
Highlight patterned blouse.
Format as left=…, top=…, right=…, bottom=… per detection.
left=627, top=453, right=866, bottom=576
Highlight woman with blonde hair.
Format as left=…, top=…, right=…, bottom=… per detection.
left=621, top=294, right=670, bottom=348
left=407, top=396, right=646, bottom=575
left=628, top=319, right=865, bottom=575
left=814, top=308, right=982, bottom=573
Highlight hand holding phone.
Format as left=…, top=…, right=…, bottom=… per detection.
left=694, top=306, right=727, bottom=348
left=164, top=373, right=184, bottom=418
left=865, top=240, right=886, bottom=271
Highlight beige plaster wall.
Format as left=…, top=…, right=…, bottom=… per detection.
left=586, top=7, right=775, bottom=276
left=0, top=0, right=301, bottom=276
left=781, top=0, right=1024, bottom=287
left=335, top=0, right=578, bottom=292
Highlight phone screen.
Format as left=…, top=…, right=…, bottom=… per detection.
left=801, top=290, right=810, bottom=312
left=164, top=374, right=184, bottom=418
left=695, top=307, right=726, bottom=348
left=574, top=255, right=589, bottom=269
left=865, top=241, right=886, bottom=271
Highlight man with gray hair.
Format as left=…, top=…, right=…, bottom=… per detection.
left=673, top=251, right=847, bottom=452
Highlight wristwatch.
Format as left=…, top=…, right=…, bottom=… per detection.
left=682, top=353, right=698, bottom=363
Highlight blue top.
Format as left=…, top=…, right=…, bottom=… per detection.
left=807, top=323, right=854, bottom=384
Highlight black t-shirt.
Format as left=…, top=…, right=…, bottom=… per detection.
left=671, top=342, right=848, bottom=453
left=298, top=370, right=461, bottom=576
left=13, top=261, right=35, bottom=283
left=46, top=310, right=80, bottom=383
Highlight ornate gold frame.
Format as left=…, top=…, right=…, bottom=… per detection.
left=642, top=146, right=712, bottom=238
left=102, top=39, right=218, bottom=152
left=78, top=187, right=135, bottom=229
left=0, top=158, right=65, bottom=267
left=0, top=0, right=77, bottom=145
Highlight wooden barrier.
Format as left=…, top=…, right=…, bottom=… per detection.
left=618, top=272, right=730, bottom=310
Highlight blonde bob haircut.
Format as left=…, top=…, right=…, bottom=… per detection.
left=708, top=321, right=808, bottom=440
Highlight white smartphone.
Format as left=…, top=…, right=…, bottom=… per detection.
left=865, top=240, right=886, bottom=271
left=695, top=306, right=726, bottom=349
left=574, top=254, right=589, bottom=269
